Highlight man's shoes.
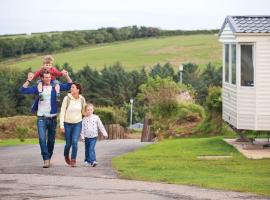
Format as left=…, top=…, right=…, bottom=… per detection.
left=92, top=161, right=98, bottom=167
left=43, top=160, right=50, bottom=168
left=70, top=159, right=76, bottom=167
left=65, top=156, right=71, bottom=165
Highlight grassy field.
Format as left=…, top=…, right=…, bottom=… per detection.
left=0, top=138, right=64, bottom=147
left=0, top=34, right=222, bottom=71
left=113, top=137, right=270, bottom=196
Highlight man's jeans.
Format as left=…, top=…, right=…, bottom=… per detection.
left=37, top=117, right=57, bottom=161
left=85, top=137, right=97, bottom=164
left=64, top=121, right=82, bottom=160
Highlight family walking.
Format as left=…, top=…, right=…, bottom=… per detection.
left=19, top=55, right=108, bottom=168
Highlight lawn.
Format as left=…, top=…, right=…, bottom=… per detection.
left=0, top=138, right=64, bottom=147
left=0, top=34, right=222, bottom=71
left=113, top=137, right=270, bottom=196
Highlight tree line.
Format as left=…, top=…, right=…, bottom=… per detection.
left=0, top=62, right=221, bottom=124
left=0, top=26, right=218, bottom=59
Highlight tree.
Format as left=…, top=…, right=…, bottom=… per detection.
left=100, top=63, right=129, bottom=106
left=75, top=66, right=112, bottom=105
left=149, top=63, right=175, bottom=79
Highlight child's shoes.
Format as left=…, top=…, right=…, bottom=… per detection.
left=92, top=161, right=98, bottom=167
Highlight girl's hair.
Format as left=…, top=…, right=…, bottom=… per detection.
left=83, top=103, right=94, bottom=114
left=43, top=55, right=54, bottom=64
left=72, top=82, right=82, bottom=94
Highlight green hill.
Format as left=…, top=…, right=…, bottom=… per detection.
left=0, top=34, right=222, bottom=71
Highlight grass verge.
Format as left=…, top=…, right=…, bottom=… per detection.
left=113, top=137, right=270, bottom=196
left=0, top=138, right=64, bottom=147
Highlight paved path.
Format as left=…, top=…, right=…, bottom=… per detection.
left=225, top=139, right=270, bottom=159
left=0, top=139, right=269, bottom=200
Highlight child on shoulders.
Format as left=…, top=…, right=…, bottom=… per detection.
left=28, top=55, right=67, bottom=101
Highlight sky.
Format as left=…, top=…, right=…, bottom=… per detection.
left=0, top=0, right=269, bottom=35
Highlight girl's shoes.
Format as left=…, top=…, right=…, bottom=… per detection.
left=92, top=161, right=98, bottom=167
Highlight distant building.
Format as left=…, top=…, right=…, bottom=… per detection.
left=219, top=16, right=270, bottom=130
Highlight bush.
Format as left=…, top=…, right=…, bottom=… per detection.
left=151, top=101, right=205, bottom=139
left=16, top=127, right=29, bottom=142
left=150, top=100, right=179, bottom=119
left=178, top=102, right=205, bottom=121
left=94, top=106, right=127, bottom=126
left=0, top=116, right=37, bottom=139
left=195, top=86, right=223, bottom=135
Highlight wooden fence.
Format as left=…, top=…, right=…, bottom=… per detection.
left=98, top=124, right=126, bottom=140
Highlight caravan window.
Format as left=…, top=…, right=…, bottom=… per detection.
left=224, top=44, right=229, bottom=83
left=231, top=44, right=236, bottom=85
left=241, top=45, right=254, bottom=87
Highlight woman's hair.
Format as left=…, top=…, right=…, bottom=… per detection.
left=72, top=82, right=82, bottom=94
left=43, top=55, right=54, bottom=64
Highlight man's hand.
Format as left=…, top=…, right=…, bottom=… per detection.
left=22, top=72, right=34, bottom=88
left=27, top=72, right=34, bottom=81
left=63, top=71, right=72, bottom=83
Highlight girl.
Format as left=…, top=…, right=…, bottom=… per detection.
left=80, top=103, right=108, bottom=167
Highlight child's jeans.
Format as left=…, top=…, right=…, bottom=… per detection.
left=84, top=137, right=97, bottom=164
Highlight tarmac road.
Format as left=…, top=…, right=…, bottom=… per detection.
left=0, top=139, right=269, bottom=200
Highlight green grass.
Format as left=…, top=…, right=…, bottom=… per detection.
left=0, top=138, right=64, bottom=147
left=113, top=137, right=270, bottom=196
left=0, top=34, right=222, bottom=71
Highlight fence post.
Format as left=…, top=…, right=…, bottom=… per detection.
left=141, top=118, right=155, bottom=142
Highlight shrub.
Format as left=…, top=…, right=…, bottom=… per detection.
left=16, top=127, right=29, bottom=142
left=178, top=102, right=205, bottom=121
left=151, top=101, right=205, bottom=139
left=94, top=106, right=127, bottom=126
left=0, top=116, right=37, bottom=139
left=150, top=100, right=179, bottom=119
left=195, top=86, right=223, bottom=135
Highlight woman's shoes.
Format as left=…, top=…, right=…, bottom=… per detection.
left=64, top=156, right=71, bottom=165
left=70, top=159, right=76, bottom=167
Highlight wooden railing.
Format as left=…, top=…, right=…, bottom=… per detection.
left=98, top=124, right=126, bottom=140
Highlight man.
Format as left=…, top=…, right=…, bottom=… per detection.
left=19, top=69, right=72, bottom=168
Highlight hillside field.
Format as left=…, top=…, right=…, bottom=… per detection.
left=0, top=34, right=222, bottom=71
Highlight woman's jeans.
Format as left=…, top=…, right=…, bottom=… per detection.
left=37, top=116, right=57, bottom=161
left=64, top=121, right=82, bottom=160
left=85, top=137, right=97, bottom=164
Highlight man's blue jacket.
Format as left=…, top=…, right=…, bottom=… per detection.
left=19, top=83, right=72, bottom=114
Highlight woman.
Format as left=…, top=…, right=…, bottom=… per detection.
left=60, top=82, right=86, bottom=167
